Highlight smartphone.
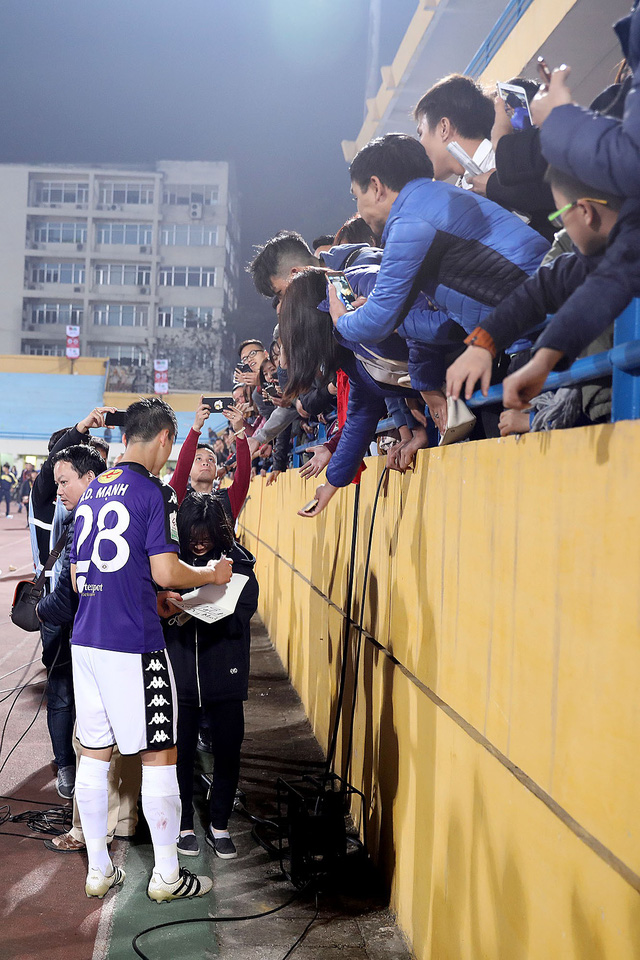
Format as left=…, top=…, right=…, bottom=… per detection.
left=202, top=396, right=235, bottom=412
left=262, top=380, right=281, bottom=400
left=239, top=362, right=253, bottom=374
left=327, top=272, right=358, bottom=311
left=446, top=141, right=483, bottom=177
left=496, top=82, right=533, bottom=131
left=301, top=498, right=319, bottom=514
left=105, top=410, right=126, bottom=428
left=536, top=56, right=551, bottom=84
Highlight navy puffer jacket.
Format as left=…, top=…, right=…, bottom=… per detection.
left=540, top=1, right=640, bottom=196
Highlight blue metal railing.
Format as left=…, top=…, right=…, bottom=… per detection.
left=464, top=0, right=536, bottom=80
left=292, top=299, right=640, bottom=465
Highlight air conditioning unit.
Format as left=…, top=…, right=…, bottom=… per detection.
left=77, top=243, right=85, bottom=251
left=96, top=204, right=104, bottom=210
left=74, top=286, right=83, bottom=293
left=27, top=282, right=36, bottom=290
left=190, top=202, right=203, bottom=220
left=139, top=286, right=150, bottom=294
left=30, top=242, right=40, bottom=249
left=110, top=204, right=117, bottom=210
left=140, top=245, right=149, bottom=253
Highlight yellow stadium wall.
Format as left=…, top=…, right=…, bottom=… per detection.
left=237, top=422, right=640, bottom=960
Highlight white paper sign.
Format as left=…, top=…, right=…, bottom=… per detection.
left=169, top=574, right=248, bottom=624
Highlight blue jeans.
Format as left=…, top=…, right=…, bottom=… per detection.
left=40, top=622, right=75, bottom=768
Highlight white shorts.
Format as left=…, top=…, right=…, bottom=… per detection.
left=71, top=645, right=178, bottom=755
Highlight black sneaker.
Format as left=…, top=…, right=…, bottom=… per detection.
left=56, top=765, right=75, bottom=800
left=205, top=829, right=237, bottom=859
left=177, top=833, right=200, bottom=856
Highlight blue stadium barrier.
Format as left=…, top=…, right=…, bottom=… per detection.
left=291, top=299, right=640, bottom=466
left=465, top=0, right=537, bottom=80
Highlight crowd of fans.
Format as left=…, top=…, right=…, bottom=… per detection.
left=4, top=1, right=639, bottom=907
left=214, top=2, right=640, bottom=516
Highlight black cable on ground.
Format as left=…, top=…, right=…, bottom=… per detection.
left=132, top=882, right=313, bottom=960
left=280, top=891, right=320, bottom=960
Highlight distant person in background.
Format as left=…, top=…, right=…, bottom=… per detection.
left=312, top=234, right=335, bottom=256
left=1, top=463, right=17, bottom=517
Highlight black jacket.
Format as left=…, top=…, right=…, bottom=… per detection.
left=37, top=517, right=78, bottom=627
left=164, top=541, right=259, bottom=705
left=31, top=424, right=85, bottom=567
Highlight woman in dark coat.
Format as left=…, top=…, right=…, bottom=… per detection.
left=164, top=493, right=258, bottom=859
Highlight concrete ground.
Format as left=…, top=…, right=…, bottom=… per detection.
left=0, top=510, right=412, bottom=960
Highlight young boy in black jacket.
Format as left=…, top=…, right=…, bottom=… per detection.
left=446, top=168, right=640, bottom=407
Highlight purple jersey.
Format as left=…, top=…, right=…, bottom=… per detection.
left=70, top=462, right=179, bottom=653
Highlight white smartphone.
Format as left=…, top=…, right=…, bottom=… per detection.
left=446, top=141, right=483, bottom=177
left=496, top=82, right=533, bottom=131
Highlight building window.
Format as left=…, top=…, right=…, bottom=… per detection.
left=158, top=266, right=215, bottom=287
left=94, top=263, right=151, bottom=286
left=30, top=302, right=83, bottom=324
left=162, top=184, right=219, bottom=205
left=97, top=181, right=155, bottom=205
left=22, top=342, right=67, bottom=357
left=93, top=303, right=148, bottom=327
left=31, top=262, right=85, bottom=284
left=96, top=222, right=153, bottom=246
left=160, top=224, right=218, bottom=246
left=157, top=306, right=214, bottom=328
left=32, top=222, right=87, bottom=244
left=91, top=343, right=147, bottom=365
left=32, top=181, right=90, bottom=205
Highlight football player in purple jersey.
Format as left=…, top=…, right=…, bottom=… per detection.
left=69, top=397, right=232, bottom=902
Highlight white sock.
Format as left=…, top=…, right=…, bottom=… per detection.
left=211, top=828, right=230, bottom=838
left=141, top=764, right=181, bottom=882
left=75, top=756, right=112, bottom=875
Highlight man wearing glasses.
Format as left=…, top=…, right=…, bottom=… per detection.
left=445, top=166, right=632, bottom=408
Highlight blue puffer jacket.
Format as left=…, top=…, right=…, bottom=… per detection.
left=37, top=516, right=78, bottom=628
left=541, top=1, right=640, bottom=197
left=335, top=179, right=549, bottom=346
left=323, top=243, right=465, bottom=391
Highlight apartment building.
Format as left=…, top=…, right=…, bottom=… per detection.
left=0, top=160, right=239, bottom=390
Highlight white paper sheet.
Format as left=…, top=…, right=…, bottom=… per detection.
left=168, top=574, right=249, bottom=624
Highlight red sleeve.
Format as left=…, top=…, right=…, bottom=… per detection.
left=227, top=435, right=251, bottom=519
left=323, top=425, right=343, bottom=454
left=170, top=427, right=200, bottom=505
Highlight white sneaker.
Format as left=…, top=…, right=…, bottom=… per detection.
left=85, top=865, right=125, bottom=898
left=5, top=515, right=12, bottom=520
left=147, top=867, right=213, bottom=903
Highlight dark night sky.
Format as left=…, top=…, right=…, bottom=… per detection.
left=0, top=0, right=418, bottom=341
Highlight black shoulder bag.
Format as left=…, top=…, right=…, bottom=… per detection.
left=10, top=531, right=68, bottom=632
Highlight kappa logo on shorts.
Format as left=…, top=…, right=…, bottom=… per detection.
left=147, top=694, right=170, bottom=707
left=145, top=658, right=163, bottom=672
left=150, top=730, right=171, bottom=744
left=146, top=676, right=169, bottom=689
left=150, top=712, right=171, bottom=725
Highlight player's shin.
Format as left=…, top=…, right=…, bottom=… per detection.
left=76, top=756, right=111, bottom=874
left=141, top=763, right=181, bottom=882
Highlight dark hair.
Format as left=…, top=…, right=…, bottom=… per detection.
left=88, top=436, right=109, bottom=459
left=507, top=77, right=540, bottom=102
left=48, top=427, right=72, bottom=453
left=334, top=214, right=378, bottom=247
left=52, top=444, right=105, bottom=478
left=123, top=397, right=178, bottom=444
left=247, top=231, right=315, bottom=297
left=278, top=267, right=350, bottom=402
left=177, top=492, right=235, bottom=561
left=195, top=443, right=215, bottom=455
left=312, top=234, right=335, bottom=250
left=544, top=167, right=623, bottom=211
left=2, top=462, right=10, bottom=470
left=237, top=339, right=265, bottom=358
left=413, top=74, right=494, bottom=140
left=349, top=134, right=434, bottom=192
left=268, top=339, right=280, bottom=365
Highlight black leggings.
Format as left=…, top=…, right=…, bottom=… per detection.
left=176, top=699, right=244, bottom=832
